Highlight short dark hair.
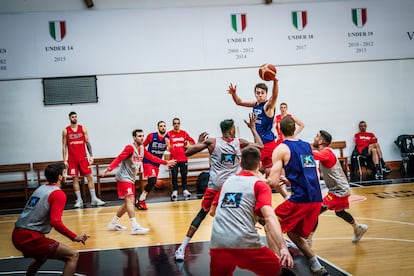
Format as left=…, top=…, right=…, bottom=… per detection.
left=157, top=121, right=166, bottom=126
left=280, top=116, right=295, bottom=136
left=220, top=119, right=234, bottom=133
left=132, top=129, right=143, bottom=137
left=68, top=111, right=77, bottom=117
left=240, top=146, right=261, bottom=171
left=319, top=130, right=332, bottom=145
left=254, top=83, right=268, bottom=92
left=45, top=162, right=65, bottom=183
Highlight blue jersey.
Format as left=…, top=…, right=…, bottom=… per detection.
left=143, top=132, right=168, bottom=167
left=253, top=101, right=275, bottom=143
left=283, top=139, right=322, bottom=203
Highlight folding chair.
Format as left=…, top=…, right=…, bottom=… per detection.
left=350, top=147, right=374, bottom=182
left=394, top=134, right=414, bottom=176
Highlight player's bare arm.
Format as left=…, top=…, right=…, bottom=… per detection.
left=185, top=132, right=212, bottom=156
left=83, top=126, right=94, bottom=163
left=62, top=129, right=68, bottom=165
left=264, top=78, right=278, bottom=117
left=241, top=113, right=263, bottom=149
left=292, top=115, right=305, bottom=136
left=267, top=145, right=290, bottom=199
left=227, top=82, right=255, bottom=107
left=262, top=206, right=294, bottom=268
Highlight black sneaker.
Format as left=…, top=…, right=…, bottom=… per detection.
left=375, top=172, right=383, bottom=180
left=382, top=165, right=392, bottom=174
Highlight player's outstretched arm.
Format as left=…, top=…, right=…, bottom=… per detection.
left=227, top=82, right=255, bottom=107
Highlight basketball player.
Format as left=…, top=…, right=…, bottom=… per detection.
left=309, top=130, right=368, bottom=246
left=354, top=120, right=391, bottom=180
left=103, top=129, right=176, bottom=235
left=175, top=113, right=263, bottom=261
left=210, top=146, right=293, bottom=275
left=136, top=121, right=169, bottom=210
left=274, top=102, right=304, bottom=145
left=12, top=162, right=89, bottom=276
left=227, top=78, right=278, bottom=176
left=62, top=111, right=105, bottom=208
left=267, top=117, right=329, bottom=276
left=167, top=118, right=196, bottom=201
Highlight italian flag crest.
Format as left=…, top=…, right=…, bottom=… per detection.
left=231, top=13, right=247, bottom=34
left=292, top=11, right=307, bottom=31
left=352, top=8, right=367, bottom=28
left=49, top=21, right=66, bottom=42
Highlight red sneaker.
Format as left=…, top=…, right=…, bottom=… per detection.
left=136, top=200, right=148, bottom=210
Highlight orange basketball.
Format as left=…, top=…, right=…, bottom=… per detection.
left=258, top=63, right=277, bottom=81
left=155, top=179, right=164, bottom=189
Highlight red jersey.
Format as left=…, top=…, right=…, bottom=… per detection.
left=354, top=132, right=378, bottom=153
left=274, top=114, right=292, bottom=143
left=66, top=125, right=87, bottom=161
left=313, top=147, right=336, bottom=169
left=167, top=129, right=195, bottom=162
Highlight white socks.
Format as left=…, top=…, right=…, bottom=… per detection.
left=130, top=217, right=139, bottom=228
left=309, top=256, right=322, bottom=271
left=139, top=192, right=147, bottom=201
left=89, top=189, right=98, bottom=201
left=75, top=190, right=82, bottom=201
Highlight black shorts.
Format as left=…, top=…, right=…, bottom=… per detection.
left=361, top=146, right=370, bottom=158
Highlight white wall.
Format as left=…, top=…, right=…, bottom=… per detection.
left=1, top=59, right=413, bottom=165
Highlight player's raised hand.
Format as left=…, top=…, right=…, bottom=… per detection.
left=244, top=112, right=257, bottom=129
left=227, top=83, right=237, bottom=95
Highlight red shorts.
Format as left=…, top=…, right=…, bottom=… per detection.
left=117, top=180, right=135, bottom=199
left=275, top=200, right=322, bottom=238
left=12, top=228, right=60, bottom=259
left=67, top=158, right=92, bottom=176
left=210, top=247, right=281, bottom=276
left=143, top=164, right=159, bottom=179
left=201, top=188, right=219, bottom=211
left=323, top=193, right=349, bottom=211
left=261, top=140, right=277, bottom=169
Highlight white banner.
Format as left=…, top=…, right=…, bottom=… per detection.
left=0, top=0, right=413, bottom=80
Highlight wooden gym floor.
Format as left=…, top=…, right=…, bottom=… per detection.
left=0, top=178, right=413, bottom=275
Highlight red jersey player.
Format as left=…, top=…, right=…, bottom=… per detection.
left=167, top=118, right=195, bottom=201
left=62, top=111, right=105, bottom=208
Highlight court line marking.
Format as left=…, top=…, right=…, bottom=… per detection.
left=321, top=214, right=414, bottom=226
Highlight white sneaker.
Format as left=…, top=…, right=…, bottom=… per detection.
left=352, top=224, right=368, bottom=243
left=175, top=247, right=185, bottom=261
left=108, top=222, right=127, bottom=231
left=171, top=190, right=178, bottom=201
left=131, top=225, right=149, bottom=235
left=311, top=266, right=330, bottom=276
left=74, top=199, right=83, bottom=208
left=183, top=189, right=191, bottom=200
left=91, top=198, right=106, bottom=206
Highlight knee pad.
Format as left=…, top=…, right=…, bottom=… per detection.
left=191, top=209, right=208, bottom=228
left=335, top=210, right=354, bottom=223
left=144, top=177, right=157, bottom=193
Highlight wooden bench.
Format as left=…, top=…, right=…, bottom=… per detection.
left=329, top=141, right=349, bottom=174
left=164, top=150, right=210, bottom=190
left=0, top=163, right=32, bottom=200
left=94, top=157, right=144, bottom=198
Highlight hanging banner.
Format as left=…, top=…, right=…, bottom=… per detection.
left=0, top=0, right=413, bottom=80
